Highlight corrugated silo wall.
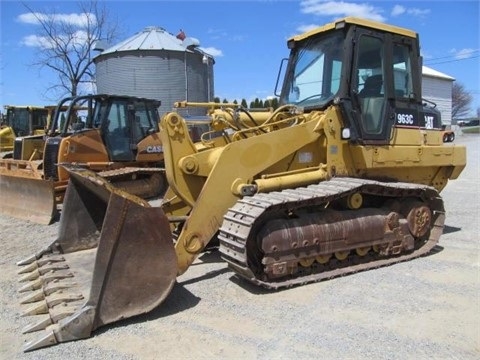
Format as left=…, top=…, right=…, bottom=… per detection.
left=185, top=52, right=215, bottom=110
left=95, top=49, right=212, bottom=117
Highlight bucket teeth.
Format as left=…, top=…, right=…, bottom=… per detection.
left=22, top=300, right=81, bottom=333
left=37, top=256, right=66, bottom=266
left=49, top=304, right=79, bottom=322
left=17, top=256, right=66, bottom=274
left=21, top=305, right=96, bottom=352
left=40, top=270, right=74, bottom=283
left=45, top=292, right=84, bottom=307
left=36, top=264, right=70, bottom=275
left=23, top=331, right=57, bottom=352
left=22, top=303, right=79, bottom=334
left=22, top=290, right=84, bottom=310
left=43, top=280, right=78, bottom=296
left=18, top=262, right=39, bottom=274
left=19, top=269, right=41, bottom=282
left=22, top=315, right=52, bottom=334
left=22, top=300, right=48, bottom=316
left=19, top=278, right=75, bottom=294
left=18, top=267, right=71, bottom=282
left=18, top=278, right=43, bottom=293
left=16, top=254, right=37, bottom=266
left=20, top=290, right=45, bottom=304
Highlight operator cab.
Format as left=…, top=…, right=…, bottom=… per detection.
left=279, top=17, right=440, bottom=144
left=50, top=95, right=161, bottom=162
left=5, top=106, right=49, bottom=137
left=95, top=97, right=160, bottom=161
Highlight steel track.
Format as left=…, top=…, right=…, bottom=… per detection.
left=218, top=177, right=445, bottom=289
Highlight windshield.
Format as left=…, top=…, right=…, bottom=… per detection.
left=7, top=108, right=29, bottom=136
left=281, top=32, right=344, bottom=108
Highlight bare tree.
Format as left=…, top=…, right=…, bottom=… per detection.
left=452, top=82, right=473, bottom=120
left=22, top=1, right=122, bottom=101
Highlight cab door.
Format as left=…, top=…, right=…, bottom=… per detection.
left=351, top=29, right=394, bottom=144
left=390, top=35, right=424, bottom=130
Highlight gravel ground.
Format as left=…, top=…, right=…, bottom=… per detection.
left=1, top=133, right=479, bottom=360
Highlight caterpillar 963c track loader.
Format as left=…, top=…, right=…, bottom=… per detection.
left=0, top=94, right=165, bottom=224
left=16, top=17, right=466, bottom=352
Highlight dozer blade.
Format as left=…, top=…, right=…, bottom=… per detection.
left=0, top=174, right=56, bottom=224
left=16, top=167, right=177, bottom=352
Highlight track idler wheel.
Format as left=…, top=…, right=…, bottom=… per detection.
left=401, top=200, right=432, bottom=238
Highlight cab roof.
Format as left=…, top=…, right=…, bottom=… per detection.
left=289, top=17, right=417, bottom=43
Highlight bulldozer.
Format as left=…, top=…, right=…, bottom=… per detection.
left=4, top=103, right=84, bottom=163
left=16, top=17, right=466, bottom=352
left=0, top=94, right=166, bottom=225
left=0, top=105, right=51, bottom=155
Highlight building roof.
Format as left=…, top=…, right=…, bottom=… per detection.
left=95, top=26, right=201, bottom=55
left=422, top=65, right=455, bottom=81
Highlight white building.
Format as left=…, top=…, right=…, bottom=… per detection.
left=422, top=66, right=455, bottom=125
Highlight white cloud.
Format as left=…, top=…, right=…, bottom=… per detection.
left=207, top=28, right=228, bottom=39
left=450, top=48, right=477, bottom=60
left=407, top=8, right=430, bottom=17
left=420, top=50, right=433, bottom=60
left=391, top=5, right=430, bottom=18
left=391, top=5, right=405, bottom=17
left=200, top=47, right=223, bottom=57
left=297, top=24, right=320, bottom=33
left=206, top=28, right=245, bottom=43
left=17, top=13, right=48, bottom=25
left=300, top=0, right=385, bottom=22
left=17, top=12, right=96, bottom=27
left=21, top=34, right=54, bottom=48
left=230, top=35, right=246, bottom=42
left=21, top=30, right=90, bottom=49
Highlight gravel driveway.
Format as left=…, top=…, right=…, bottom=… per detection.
left=1, top=133, right=478, bottom=360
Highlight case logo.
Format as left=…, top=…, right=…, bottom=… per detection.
left=146, top=145, right=163, bottom=153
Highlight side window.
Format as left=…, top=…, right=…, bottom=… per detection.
left=107, top=103, right=127, bottom=132
left=104, top=102, right=133, bottom=160
left=331, top=60, right=342, bottom=95
left=14, top=109, right=30, bottom=136
left=355, top=35, right=386, bottom=134
left=132, top=103, right=158, bottom=143
left=393, top=44, right=413, bottom=98
left=32, top=110, right=48, bottom=130
left=356, top=35, right=384, bottom=95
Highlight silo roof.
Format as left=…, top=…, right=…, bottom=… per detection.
left=98, top=26, right=200, bottom=54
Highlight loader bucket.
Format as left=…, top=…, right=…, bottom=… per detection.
left=16, top=167, right=177, bottom=352
left=0, top=175, right=56, bottom=224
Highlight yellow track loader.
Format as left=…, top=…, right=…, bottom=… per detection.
left=16, top=17, right=466, bottom=352
left=0, top=94, right=165, bottom=224
left=0, top=105, right=52, bottom=154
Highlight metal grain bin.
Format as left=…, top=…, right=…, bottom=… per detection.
left=94, top=27, right=214, bottom=116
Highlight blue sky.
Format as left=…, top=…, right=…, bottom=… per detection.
left=1, top=0, right=479, bottom=116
